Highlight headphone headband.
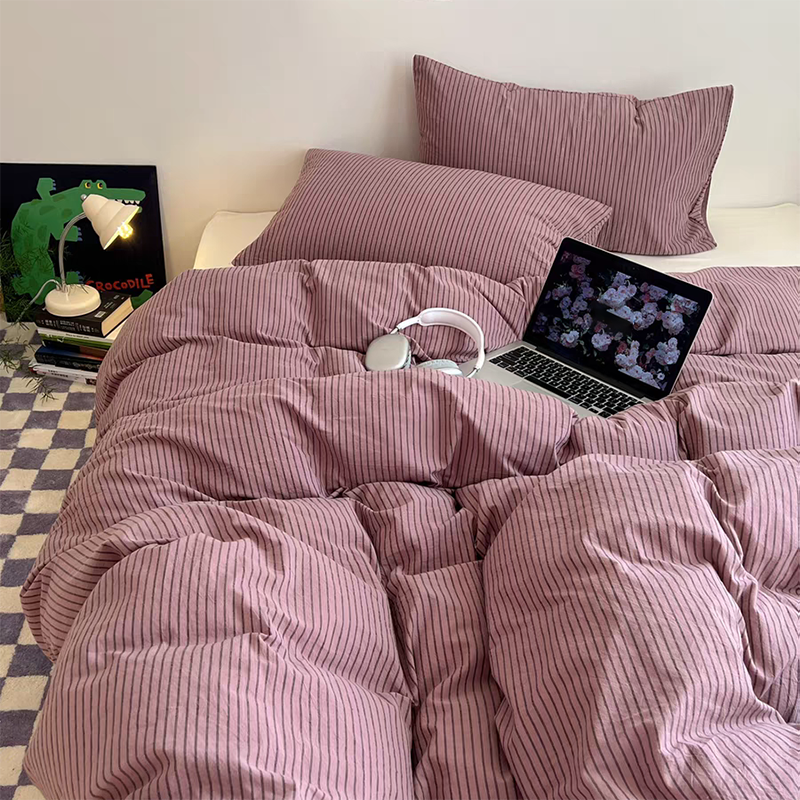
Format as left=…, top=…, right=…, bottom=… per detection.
left=392, top=308, right=485, bottom=377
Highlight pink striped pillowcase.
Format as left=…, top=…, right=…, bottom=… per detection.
left=233, top=149, right=611, bottom=282
left=414, top=55, right=734, bottom=257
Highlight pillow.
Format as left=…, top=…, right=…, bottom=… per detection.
left=414, top=55, right=734, bottom=256
left=233, top=149, right=612, bottom=283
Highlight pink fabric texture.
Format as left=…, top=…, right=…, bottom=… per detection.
left=414, top=55, right=734, bottom=256
left=21, top=256, right=800, bottom=799
left=233, top=149, right=612, bottom=282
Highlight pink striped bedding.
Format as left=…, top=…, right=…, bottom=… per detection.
left=21, top=255, right=800, bottom=799
left=233, top=149, right=612, bottom=282
left=414, top=55, right=734, bottom=256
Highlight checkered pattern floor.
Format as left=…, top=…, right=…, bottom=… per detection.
left=0, top=318, right=96, bottom=799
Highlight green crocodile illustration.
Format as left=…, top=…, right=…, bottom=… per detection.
left=10, top=177, right=145, bottom=301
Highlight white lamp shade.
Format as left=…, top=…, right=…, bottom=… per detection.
left=82, top=194, right=140, bottom=249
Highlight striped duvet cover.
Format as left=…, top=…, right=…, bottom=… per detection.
left=21, top=259, right=799, bottom=799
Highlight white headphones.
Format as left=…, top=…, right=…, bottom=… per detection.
left=365, top=308, right=485, bottom=378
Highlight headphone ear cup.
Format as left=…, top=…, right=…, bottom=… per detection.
left=417, top=359, right=463, bottom=377
left=365, top=333, right=412, bottom=371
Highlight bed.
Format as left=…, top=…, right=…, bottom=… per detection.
left=18, top=105, right=800, bottom=797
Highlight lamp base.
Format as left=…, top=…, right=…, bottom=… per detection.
left=44, top=284, right=101, bottom=317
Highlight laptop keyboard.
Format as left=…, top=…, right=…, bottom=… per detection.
left=489, top=347, right=642, bottom=417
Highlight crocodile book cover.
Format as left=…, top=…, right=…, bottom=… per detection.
left=0, top=163, right=166, bottom=321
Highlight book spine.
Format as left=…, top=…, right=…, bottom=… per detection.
left=39, top=332, right=112, bottom=349
left=32, top=366, right=98, bottom=386
left=38, top=341, right=108, bottom=359
left=35, top=351, right=101, bottom=373
left=39, top=318, right=103, bottom=335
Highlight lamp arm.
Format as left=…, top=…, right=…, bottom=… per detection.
left=57, top=212, right=86, bottom=289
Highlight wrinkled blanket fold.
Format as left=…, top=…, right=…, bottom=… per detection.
left=22, top=259, right=800, bottom=799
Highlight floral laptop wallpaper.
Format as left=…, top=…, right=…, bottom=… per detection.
left=531, top=249, right=704, bottom=392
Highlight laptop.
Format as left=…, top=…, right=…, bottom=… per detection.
left=477, top=238, right=713, bottom=417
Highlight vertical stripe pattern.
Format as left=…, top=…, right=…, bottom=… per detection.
left=20, top=258, right=800, bottom=799
left=483, top=455, right=799, bottom=799
left=233, top=149, right=612, bottom=283
left=414, top=55, right=734, bottom=256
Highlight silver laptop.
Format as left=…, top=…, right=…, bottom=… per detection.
left=475, top=238, right=713, bottom=417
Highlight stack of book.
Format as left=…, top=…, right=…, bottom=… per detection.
left=32, top=292, right=134, bottom=385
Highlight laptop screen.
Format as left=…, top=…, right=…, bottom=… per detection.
left=524, top=238, right=713, bottom=401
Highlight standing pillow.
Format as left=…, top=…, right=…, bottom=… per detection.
left=414, top=55, right=734, bottom=256
left=233, top=149, right=611, bottom=283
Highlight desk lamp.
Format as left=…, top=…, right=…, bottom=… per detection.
left=44, top=194, right=140, bottom=316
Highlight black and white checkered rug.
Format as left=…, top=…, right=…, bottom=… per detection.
left=0, top=318, right=96, bottom=799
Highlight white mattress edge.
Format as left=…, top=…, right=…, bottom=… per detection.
left=192, top=204, right=800, bottom=273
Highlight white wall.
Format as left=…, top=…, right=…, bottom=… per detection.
left=2, top=0, right=798, bottom=279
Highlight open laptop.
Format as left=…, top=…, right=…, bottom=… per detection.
left=477, top=238, right=713, bottom=417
